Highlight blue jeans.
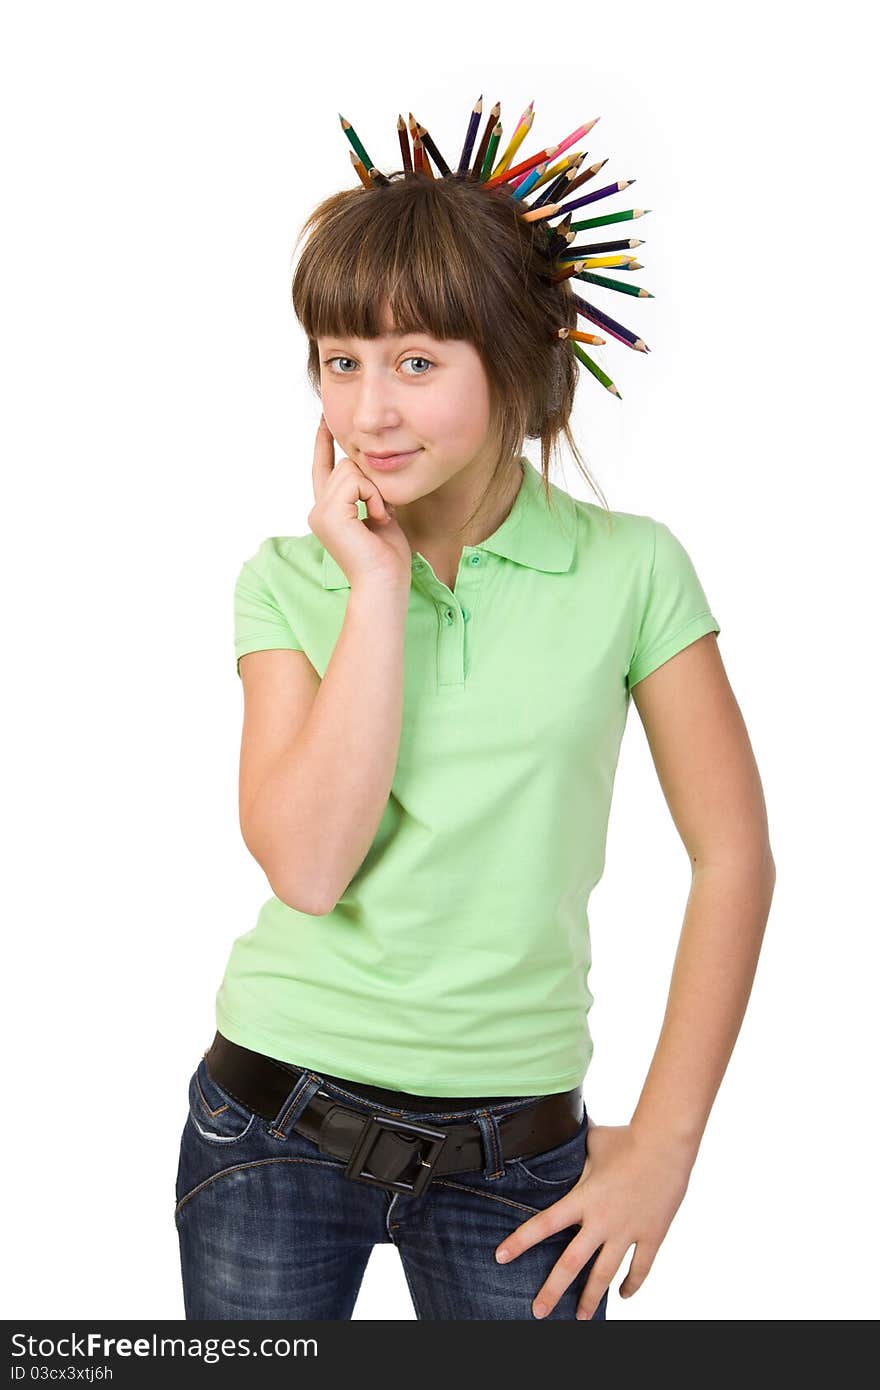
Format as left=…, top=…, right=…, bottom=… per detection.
left=174, top=1053, right=608, bottom=1320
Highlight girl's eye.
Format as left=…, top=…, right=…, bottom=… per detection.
left=322, top=356, right=434, bottom=376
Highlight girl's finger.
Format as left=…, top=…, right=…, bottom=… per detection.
left=312, top=415, right=335, bottom=498
left=361, top=480, right=393, bottom=525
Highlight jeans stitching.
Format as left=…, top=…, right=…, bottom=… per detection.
left=174, top=1154, right=349, bottom=1219
left=428, top=1177, right=545, bottom=1217
left=201, top=1060, right=260, bottom=1122
left=271, top=1073, right=324, bottom=1139
left=479, top=1110, right=504, bottom=1180
left=188, top=1111, right=256, bottom=1146
left=195, top=1070, right=229, bottom=1120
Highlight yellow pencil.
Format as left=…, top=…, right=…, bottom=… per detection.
left=567, top=254, right=636, bottom=270
left=491, top=103, right=534, bottom=178
left=527, top=151, right=582, bottom=193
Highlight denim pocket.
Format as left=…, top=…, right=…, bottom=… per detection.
left=186, top=1055, right=257, bottom=1146
left=509, top=1104, right=589, bottom=1187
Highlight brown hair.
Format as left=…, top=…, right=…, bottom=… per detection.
left=290, top=170, right=609, bottom=536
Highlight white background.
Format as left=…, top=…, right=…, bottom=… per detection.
left=3, top=0, right=876, bottom=1323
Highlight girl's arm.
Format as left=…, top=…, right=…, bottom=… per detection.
left=491, top=632, right=775, bottom=1317
left=239, top=582, right=410, bottom=915
left=627, top=630, right=776, bottom=1160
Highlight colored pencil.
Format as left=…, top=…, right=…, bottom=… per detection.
left=508, top=116, right=595, bottom=189
left=511, top=161, right=548, bottom=200
left=457, top=95, right=483, bottom=174
left=479, top=122, right=501, bottom=181
left=521, top=151, right=583, bottom=197
left=350, top=149, right=372, bottom=189
left=570, top=339, right=621, bottom=397
left=470, top=99, right=500, bottom=177
left=568, top=208, right=651, bottom=231
left=532, top=156, right=586, bottom=208
left=546, top=216, right=575, bottom=259
left=532, top=163, right=584, bottom=213
left=520, top=200, right=559, bottom=223
left=415, top=136, right=433, bottom=179
left=539, top=158, right=608, bottom=207
left=397, top=114, right=413, bottom=174
left=338, top=114, right=373, bottom=173
left=407, top=112, right=422, bottom=171
left=485, top=140, right=558, bottom=188
left=550, top=259, right=586, bottom=283
left=416, top=122, right=452, bottom=177
left=572, top=290, right=648, bottom=352
left=557, top=237, right=644, bottom=259
left=490, top=102, right=533, bottom=178
left=557, top=327, right=607, bottom=345
left=510, top=150, right=569, bottom=192
left=554, top=179, right=634, bottom=219
left=572, top=272, right=653, bottom=299
left=563, top=253, right=637, bottom=270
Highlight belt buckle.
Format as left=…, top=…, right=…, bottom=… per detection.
left=344, top=1114, right=448, bottom=1197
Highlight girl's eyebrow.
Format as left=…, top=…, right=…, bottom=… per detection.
left=319, top=331, right=437, bottom=345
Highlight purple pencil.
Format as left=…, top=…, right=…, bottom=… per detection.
left=572, top=291, right=647, bottom=351
left=457, top=95, right=482, bottom=174
left=469, top=99, right=500, bottom=178
left=554, top=179, right=635, bottom=219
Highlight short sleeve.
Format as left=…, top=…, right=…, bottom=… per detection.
left=234, top=546, right=304, bottom=678
left=626, top=520, right=720, bottom=690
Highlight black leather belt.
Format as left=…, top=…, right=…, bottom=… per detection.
left=204, top=1032, right=584, bottom=1199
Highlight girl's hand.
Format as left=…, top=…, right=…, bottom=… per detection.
left=494, top=1121, right=695, bottom=1319
left=308, top=414, right=413, bottom=597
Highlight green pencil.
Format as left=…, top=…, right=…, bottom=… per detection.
left=570, top=209, right=651, bottom=231
left=338, top=114, right=373, bottom=175
left=479, top=123, right=501, bottom=181
left=570, top=340, right=621, bottom=398
left=573, top=270, right=653, bottom=298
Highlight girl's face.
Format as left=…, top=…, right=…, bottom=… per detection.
left=316, top=306, right=498, bottom=505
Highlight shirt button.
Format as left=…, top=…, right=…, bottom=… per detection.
left=444, top=607, right=455, bottom=624
left=461, top=608, right=470, bottom=622
left=468, top=554, right=482, bottom=566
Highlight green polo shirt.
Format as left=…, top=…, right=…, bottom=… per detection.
left=216, top=455, right=720, bottom=1095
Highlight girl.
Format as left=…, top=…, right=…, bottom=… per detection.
left=174, top=164, right=775, bottom=1321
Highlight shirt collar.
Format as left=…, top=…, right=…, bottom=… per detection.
left=321, top=455, right=577, bottom=590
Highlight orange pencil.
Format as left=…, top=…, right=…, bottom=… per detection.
left=350, top=149, right=372, bottom=189
left=556, top=326, right=606, bottom=346
left=550, top=259, right=587, bottom=284
left=520, top=200, right=560, bottom=223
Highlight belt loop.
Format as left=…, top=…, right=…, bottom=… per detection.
left=475, top=1109, right=506, bottom=1180
left=268, top=1070, right=324, bottom=1141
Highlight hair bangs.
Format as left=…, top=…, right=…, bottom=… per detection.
left=293, top=181, right=488, bottom=348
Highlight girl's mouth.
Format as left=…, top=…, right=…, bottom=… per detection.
left=362, top=449, right=422, bottom=471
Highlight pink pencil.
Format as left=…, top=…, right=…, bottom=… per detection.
left=510, top=117, right=599, bottom=189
